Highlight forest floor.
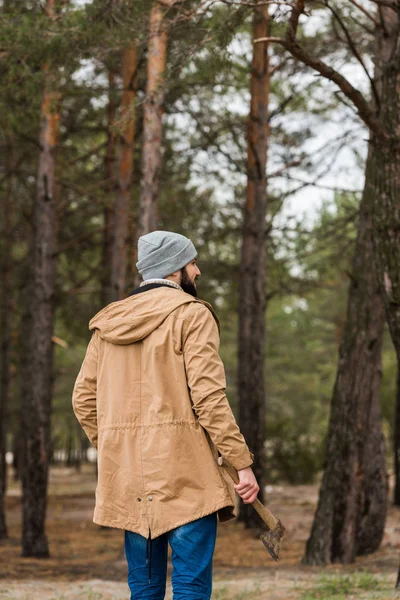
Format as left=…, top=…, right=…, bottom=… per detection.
left=0, top=466, right=399, bottom=600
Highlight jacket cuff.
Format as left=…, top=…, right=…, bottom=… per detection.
left=230, top=450, right=254, bottom=471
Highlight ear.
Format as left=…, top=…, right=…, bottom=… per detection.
left=164, top=269, right=181, bottom=282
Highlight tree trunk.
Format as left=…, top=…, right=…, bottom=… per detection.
left=12, top=433, right=23, bottom=481
left=395, top=362, right=400, bottom=506
left=237, top=5, right=269, bottom=528
left=65, top=434, right=73, bottom=468
left=15, top=303, right=31, bottom=485
left=15, top=264, right=33, bottom=485
left=303, top=149, right=387, bottom=565
left=356, top=342, right=387, bottom=556
left=102, top=70, right=117, bottom=306
left=21, top=3, right=60, bottom=555
left=138, top=2, right=167, bottom=238
left=273, top=3, right=399, bottom=567
left=110, top=45, right=137, bottom=302
left=367, top=13, right=400, bottom=493
left=0, top=143, right=13, bottom=540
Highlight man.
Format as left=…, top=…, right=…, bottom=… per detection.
left=72, top=231, right=259, bottom=600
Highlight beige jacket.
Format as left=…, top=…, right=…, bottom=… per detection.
left=72, top=285, right=253, bottom=539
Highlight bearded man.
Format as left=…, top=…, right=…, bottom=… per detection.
left=72, top=231, right=259, bottom=600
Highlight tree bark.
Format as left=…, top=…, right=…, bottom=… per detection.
left=138, top=2, right=168, bottom=238
left=110, top=45, right=137, bottom=302
left=367, top=11, right=400, bottom=477
left=12, top=433, right=23, bottom=481
left=237, top=5, right=269, bottom=528
left=0, top=143, right=13, bottom=540
left=303, top=147, right=387, bottom=565
left=102, top=69, right=117, bottom=306
left=395, top=363, right=400, bottom=506
left=355, top=328, right=387, bottom=556
left=21, top=1, right=60, bottom=556
left=15, top=298, right=31, bottom=485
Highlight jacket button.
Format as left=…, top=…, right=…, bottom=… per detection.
left=148, top=496, right=153, bottom=501
left=137, top=498, right=142, bottom=502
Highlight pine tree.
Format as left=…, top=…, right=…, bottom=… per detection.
left=263, top=0, right=396, bottom=564
left=21, top=0, right=60, bottom=558
left=237, top=3, right=269, bottom=527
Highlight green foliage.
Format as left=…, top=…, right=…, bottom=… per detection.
left=265, top=194, right=358, bottom=483
left=301, top=571, right=387, bottom=600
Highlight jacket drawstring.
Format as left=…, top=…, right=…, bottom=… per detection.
left=146, top=528, right=152, bottom=584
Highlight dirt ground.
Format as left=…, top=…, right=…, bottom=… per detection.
left=0, top=466, right=399, bottom=599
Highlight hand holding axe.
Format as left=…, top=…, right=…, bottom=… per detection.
left=218, top=456, right=286, bottom=561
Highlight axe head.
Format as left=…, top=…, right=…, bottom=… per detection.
left=259, top=519, right=286, bottom=561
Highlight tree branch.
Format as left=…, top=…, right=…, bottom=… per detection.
left=269, top=159, right=302, bottom=178
left=350, top=13, right=376, bottom=36
left=268, top=92, right=295, bottom=122
left=367, top=0, right=400, bottom=13
left=349, top=0, right=379, bottom=26
left=325, top=0, right=380, bottom=110
left=254, top=1, right=387, bottom=139
left=185, top=107, right=245, bottom=173
left=220, top=0, right=294, bottom=5
left=56, top=226, right=105, bottom=255
left=286, top=0, right=304, bottom=43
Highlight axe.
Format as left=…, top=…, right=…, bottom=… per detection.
left=218, top=456, right=286, bottom=561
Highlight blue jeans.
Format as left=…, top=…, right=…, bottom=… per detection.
left=124, top=513, right=217, bottom=599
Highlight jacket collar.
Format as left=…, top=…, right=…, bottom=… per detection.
left=140, top=278, right=182, bottom=291
left=128, top=281, right=182, bottom=297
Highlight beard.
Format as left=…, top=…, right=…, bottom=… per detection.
left=180, top=267, right=197, bottom=297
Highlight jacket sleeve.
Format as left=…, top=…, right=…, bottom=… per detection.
left=183, top=304, right=254, bottom=471
left=72, top=332, right=98, bottom=449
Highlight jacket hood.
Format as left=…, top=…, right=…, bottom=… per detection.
left=89, top=287, right=202, bottom=345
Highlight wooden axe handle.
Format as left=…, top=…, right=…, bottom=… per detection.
left=218, top=457, right=279, bottom=531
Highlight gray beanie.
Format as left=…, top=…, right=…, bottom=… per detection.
left=136, top=231, right=197, bottom=281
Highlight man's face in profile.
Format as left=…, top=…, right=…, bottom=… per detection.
left=180, top=259, right=201, bottom=297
